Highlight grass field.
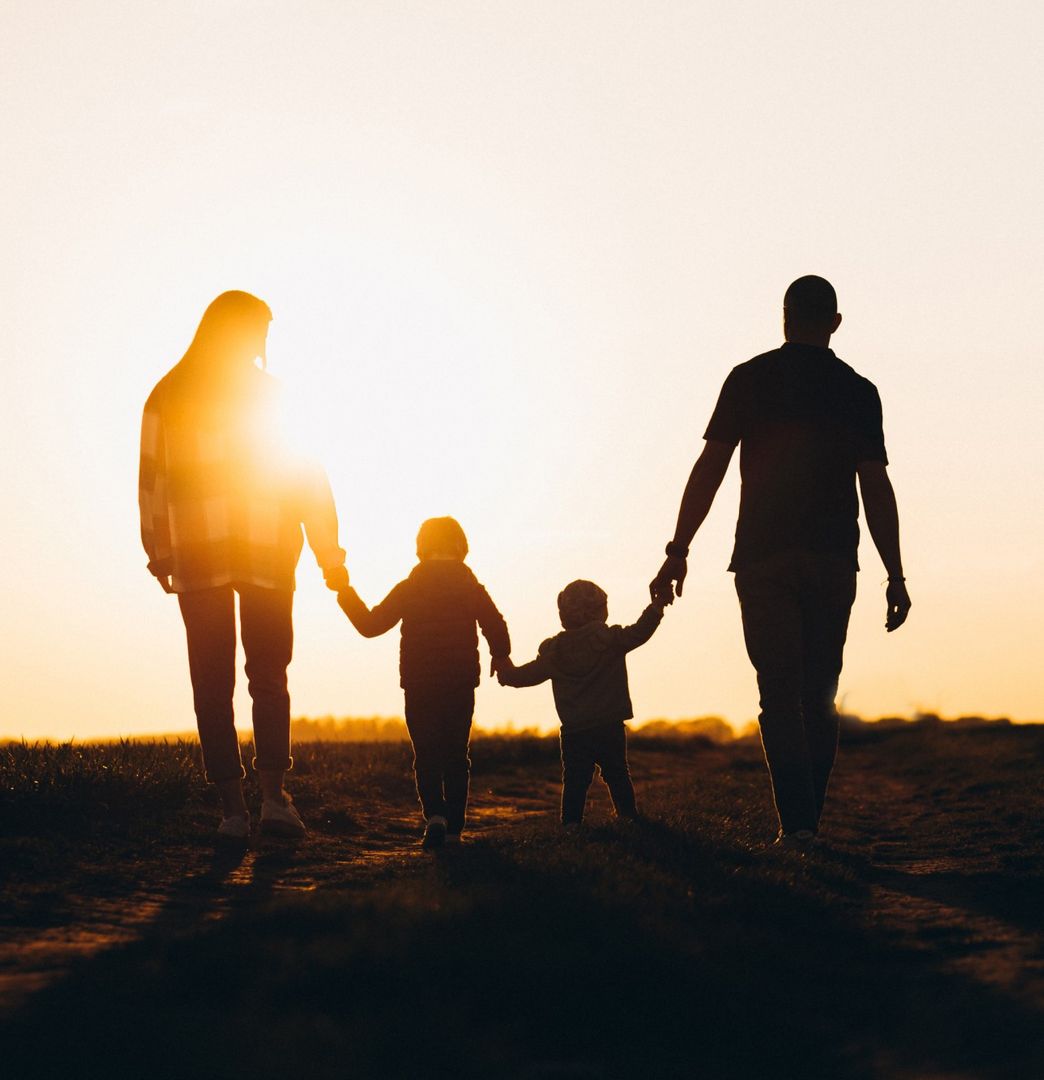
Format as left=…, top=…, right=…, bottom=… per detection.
left=2, top=725, right=1043, bottom=1079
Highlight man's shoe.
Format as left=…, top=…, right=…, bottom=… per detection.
left=444, top=832, right=462, bottom=845
left=774, top=829, right=817, bottom=851
left=421, top=816, right=448, bottom=850
left=216, top=812, right=251, bottom=845
left=260, top=793, right=306, bottom=838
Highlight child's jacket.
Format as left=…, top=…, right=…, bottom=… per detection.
left=501, top=605, right=663, bottom=732
left=337, top=560, right=510, bottom=691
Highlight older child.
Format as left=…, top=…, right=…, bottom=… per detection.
left=497, top=580, right=668, bottom=826
left=326, top=517, right=510, bottom=849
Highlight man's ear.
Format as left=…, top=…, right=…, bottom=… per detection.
left=832, top=312, right=843, bottom=333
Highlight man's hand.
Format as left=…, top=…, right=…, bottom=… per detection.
left=885, top=579, right=911, bottom=632
left=156, top=575, right=175, bottom=594
left=491, top=655, right=513, bottom=679
left=323, top=565, right=350, bottom=592
left=650, top=555, right=687, bottom=602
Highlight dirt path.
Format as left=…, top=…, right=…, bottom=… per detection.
left=2, top=733, right=1042, bottom=1053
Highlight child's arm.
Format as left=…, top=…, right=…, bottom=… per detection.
left=474, top=583, right=511, bottom=668
left=614, top=593, right=669, bottom=653
left=336, top=581, right=409, bottom=638
left=497, top=654, right=552, bottom=688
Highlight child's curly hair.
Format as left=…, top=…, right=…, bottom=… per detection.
left=557, top=580, right=609, bottom=630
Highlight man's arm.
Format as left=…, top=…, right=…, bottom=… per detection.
left=650, top=439, right=734, bottom=599
left=857, top=460, right=911, bottom=632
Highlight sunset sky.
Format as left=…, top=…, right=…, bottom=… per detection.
left=3, top=1, right=1042, bottom=740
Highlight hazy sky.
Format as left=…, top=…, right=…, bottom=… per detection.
left=3, top=1, right=1042, bottom=739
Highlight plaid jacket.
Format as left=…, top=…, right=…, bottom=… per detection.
left=139, top=363, right=345, bottom=593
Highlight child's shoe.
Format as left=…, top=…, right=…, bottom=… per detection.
left=421, top=815, right=448, bottom=849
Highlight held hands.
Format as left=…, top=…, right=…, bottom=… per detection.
left=649, top=555, right=687, bottom=604
left=323, top=564, right=350, bottom=592
left=491, top=655, right=514, bottom=683
left=885, top=579, right=912, bottom=632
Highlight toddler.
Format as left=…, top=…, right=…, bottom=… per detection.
left=497, top=579, right=668, bottom=825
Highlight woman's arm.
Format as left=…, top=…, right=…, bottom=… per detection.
left=138, top=402, right=174, bottom=592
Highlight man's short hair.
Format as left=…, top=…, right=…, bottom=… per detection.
left=784, top=275, right=838, bottom=326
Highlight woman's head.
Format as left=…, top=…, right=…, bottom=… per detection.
left=557, top=580, right=609, bottom=629
left=182, top=291, right=273, bottom=371
left=416, top=517, right=469, bottom=561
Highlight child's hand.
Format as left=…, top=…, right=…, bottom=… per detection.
left=323, top=564, right=350, bottom=592
left=491, top=655, right=514, bottom=682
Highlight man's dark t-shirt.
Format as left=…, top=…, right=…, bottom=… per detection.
left=703, top=343, right=887, bottom=571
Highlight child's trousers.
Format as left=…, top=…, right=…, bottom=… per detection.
left=559, top=721, right=637, bottom=824
left=403, top=684, right=475, bottom=834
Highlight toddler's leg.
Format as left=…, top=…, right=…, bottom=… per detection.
left=441, top=687, right=475, bottom=835
left=560, top=729, right=596, bottom=825
left=597, top=723, right=638, bottom=820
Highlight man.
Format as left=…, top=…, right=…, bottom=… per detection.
left=651, top=276, right=911, bottom=847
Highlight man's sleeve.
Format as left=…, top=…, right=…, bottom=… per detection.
left=702, top=368, right=744, bottom=447
left=856, top=383, right=889, bottom=465
left=138, top=402, right=173, bottom=578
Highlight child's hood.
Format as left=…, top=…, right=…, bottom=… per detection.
left=539, top=622, right=615, bottom=677
left=407, top=559, right=478, bottom=587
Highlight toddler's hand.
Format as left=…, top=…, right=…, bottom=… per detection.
left=491, top=655, right=514, bottom=682
left=324, top=564, right=350, bottom=592
left=650, top=581, right=674, bottom=609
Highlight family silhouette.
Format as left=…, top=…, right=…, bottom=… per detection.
left=139, top=279, right=910, bottom=850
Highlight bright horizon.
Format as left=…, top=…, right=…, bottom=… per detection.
left=3, top=2, right=1043, bottom=741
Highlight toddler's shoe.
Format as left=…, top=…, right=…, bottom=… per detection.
left=421, top=815, right=448, bottom=850
left=260, top=793, right=307, bottom=838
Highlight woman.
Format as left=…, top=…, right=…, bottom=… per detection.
left=139, top=290, right=347, bottom=842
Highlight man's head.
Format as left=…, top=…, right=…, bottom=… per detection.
left=557, top=580, right=609, bottom=630
left=783, top=275, right=842, bottom=345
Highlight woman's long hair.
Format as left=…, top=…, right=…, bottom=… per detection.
left=167, top=291, right=273, bottom=428
left=179, top=290, right=273, bottom=371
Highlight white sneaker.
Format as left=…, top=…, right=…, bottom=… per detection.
left=421, top=815, right=448, bottom=850
left=260, top=793, right=306, bottom=838
left=216, top=812, right=251, bottom=845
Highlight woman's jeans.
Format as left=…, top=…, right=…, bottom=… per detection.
left=178, top=584, right=294, bottom=783
left=735, top=550, right=857, bottom=835
left=560, top=722, right=638, bottom=825
left=403, top=684, right=475, bottom=834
